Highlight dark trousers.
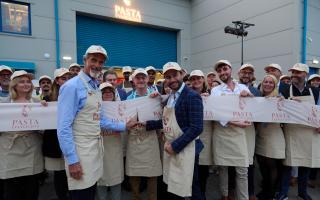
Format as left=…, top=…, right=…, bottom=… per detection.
left=70, top=184, right=96, bottom=200
left=309, top=168, right=318, bottom=180
left=0, top=179, right=3, bottom=200
left=54, top=170, right=69, bottom=200
left=248, top=164, right=255, bottom=196
left=198, top=165, right=209, bottom=199
left=279, top=166, right=310, bottom=196
left=3, top=174, right=39, bottom=200
left=256, top=155, right=283, bottom=199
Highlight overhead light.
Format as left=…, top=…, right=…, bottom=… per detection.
left=62, top=56, right=72, bottom=61
left=312, top=58, right=319, bottom=64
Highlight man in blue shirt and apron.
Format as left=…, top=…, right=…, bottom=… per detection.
left=57, top=45, right=136, bottom=200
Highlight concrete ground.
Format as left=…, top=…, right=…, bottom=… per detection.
left=39, top=167, right=320, bottom=200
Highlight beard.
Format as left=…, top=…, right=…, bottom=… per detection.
left=89, top=70, right=100, bottom=79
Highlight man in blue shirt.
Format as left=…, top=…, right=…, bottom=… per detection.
left=0, top=65, right=13, bottom=98
left=57, top=45, right=136, bottom=200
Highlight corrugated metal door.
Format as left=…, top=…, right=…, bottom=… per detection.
left=76, top=15, right=177, bottom=69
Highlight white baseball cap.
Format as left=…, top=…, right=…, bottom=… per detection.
left=145, top=66, right=156, bottom=72
left=264, top=63, right=282, bottom=72
left=122, top=66, right=132, bottom=73
left=85, top=45, right=108, bottom=59
left=69, top=63, right=81, bottom=69
left=163, top=62, right=182, bottom=74
left=206, top=72, right=216, bottom=77
left=308, top=74, right=320, bottom=81
left=132, top=68, right=148, bottom=78
left=0, top=65, right=13, bottom=74
left=280, top=75, right=290, bottom=80
left=214, top=60, right=232, bottom=70
left=54, top=68, right=71, bottom=79
left=238, top=63, right=254, bottom=72
left=189, top=70, right=204, bottom=79
left=289, top=63, right=309, bottom=73
left=10, top=70, right=34, bottom=81
left=39, top=75, right=52, bottom=83
left=99, top=82, right=114, bottom=90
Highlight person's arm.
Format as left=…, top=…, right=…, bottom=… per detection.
left=57, top=83, right=80, bottom=165
left=171, top=93, right=203, bottom=153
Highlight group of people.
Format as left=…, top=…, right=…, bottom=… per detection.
left=0, top=44, right=320, bottom=200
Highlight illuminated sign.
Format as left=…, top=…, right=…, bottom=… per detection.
left=114, top=0, right=142, bottom=23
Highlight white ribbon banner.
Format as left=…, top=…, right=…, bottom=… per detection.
left=0, top=96, right=320, bottom=132
left=0, top=102, right=57, bottom=132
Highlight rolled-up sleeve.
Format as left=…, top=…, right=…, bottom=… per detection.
left=57, top=84, right=79, bottom=165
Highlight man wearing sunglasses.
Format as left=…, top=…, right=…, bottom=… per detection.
left=0, top=65, right=13, bottom=97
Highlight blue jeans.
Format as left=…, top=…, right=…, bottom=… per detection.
left=279, top=166, right=310, bottom=196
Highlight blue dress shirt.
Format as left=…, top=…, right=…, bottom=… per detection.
left=57, top=71, right=126, bottom=165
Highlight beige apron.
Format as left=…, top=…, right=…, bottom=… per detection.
left=245, top=125, right=256, bottom=165
left=256, top=123, right=285, bottom=159
left=212, top=122, right=249, bottom=167
left=126, top=123, right=162, bottom=177
left=0, top=99, right=43, bottom=179
left=283, top=86, right=320, bottom=167
left=45, top=157, right=65, bottom=171
left=98, top=130, right=124, bottom=186
left=199, top=121, right=214, bottom=165
left=65, top=75, right=104, bottom=190
left=162, top=106, right=195, bottom=197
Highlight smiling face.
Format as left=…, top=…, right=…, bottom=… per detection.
left=310, top=77, right=320, bottom=88
left=133, top=73, right=148, bottom=90
left=261, top=76, right=276, bottom=96
left=15, top=76, right=33, bottom=95
left=190, top=75, right=204, bottom=91
left=216, top=64, right=232, bottom=83
left=0, top=69, right=12, bottom=90
left=238, top=68, right=254, bottom=84
left=102, top=87, right=115, bottom=101
left=83, top=53, right=106, bottom=79
left=290, top=70, right=307, bottom=85
left=39, top=79, right=52, bottom=92
left=164, top=69, right=183, bottom=92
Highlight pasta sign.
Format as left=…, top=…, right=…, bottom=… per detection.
left=114, top=0, right=142, bottom=22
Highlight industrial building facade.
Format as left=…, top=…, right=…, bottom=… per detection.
left=0, top=0, right=319, bottom=80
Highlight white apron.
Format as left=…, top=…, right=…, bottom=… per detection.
left=162, top=106, right=195, bottom=197
left=255, top=123, right=285, bottom=159
left=245, top=125, right=256, bottom=165
left=98, top=130, right=124, bottom=186
left=126, top=125, right=162, bottom=177
left=199, top=121, right=214, bottom=165
left=0, top=99, right=43, bottom=179
left=212, top=122, right=249, bottom=167
left=65, top=75, right=104, bottom=190
left=283, top=86, right=320, bottom=167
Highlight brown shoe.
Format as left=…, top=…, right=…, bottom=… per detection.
left=308, top=180, right=317, bottom=188
left=290, top=177, right=297, bottom=187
